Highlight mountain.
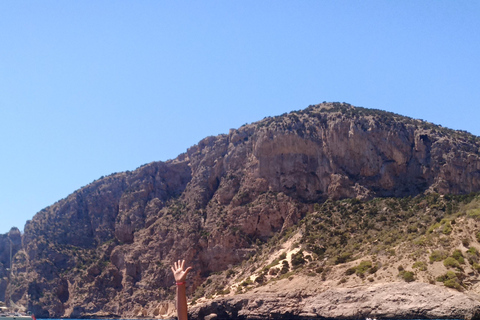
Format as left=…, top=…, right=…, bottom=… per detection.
left=2, top=102, right=480, bottom=319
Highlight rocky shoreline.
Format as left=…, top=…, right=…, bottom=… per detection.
left=190, top=282, right=480, bottom=320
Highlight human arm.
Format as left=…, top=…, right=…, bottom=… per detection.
left=171, top=260, right=192, bottom=320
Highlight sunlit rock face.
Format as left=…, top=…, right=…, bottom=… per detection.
left=190, top=282, right=480, bottom=320
left=2, top=103, right=480, bottom=318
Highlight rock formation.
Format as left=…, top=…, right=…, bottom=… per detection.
left=191, top=282, right=480, bottom=320
left=1, top=102, right=480, bottom=318
left=0, top=228, right=22, bottom=303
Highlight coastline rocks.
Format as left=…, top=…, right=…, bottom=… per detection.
left=190, top=282, right=480, bottom=320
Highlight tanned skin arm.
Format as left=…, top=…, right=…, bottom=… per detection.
left=171, top=260, right=192, bottom=320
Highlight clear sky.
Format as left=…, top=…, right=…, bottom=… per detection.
left=1, top=1, right=479, bottom=234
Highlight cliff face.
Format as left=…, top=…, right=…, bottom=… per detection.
left=0, top=228, right=21, bottom=302
left=2, top=103, right=480, bottom=318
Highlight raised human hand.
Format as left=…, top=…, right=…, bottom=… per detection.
left=171, top=259, right=192, bottom=282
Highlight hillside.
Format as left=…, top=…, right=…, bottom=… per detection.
left=190, top=194, right=480, bottom=320
left=2, top=102, right=480, bottom=319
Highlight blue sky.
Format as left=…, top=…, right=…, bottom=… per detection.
left=1, top=1, right=479, bottom=234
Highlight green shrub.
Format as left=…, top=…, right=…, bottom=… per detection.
left=443, top=257, right=460, bottom=268
left=356, top=260, right=373, bottom=275
left=407, top=224, right=418, bottom=233
left=430, top=250, right=448, bottom=262
left=452, top=249, right=465, bottom=264
left=335, top=252, right=352, bottom=264
left=437, top=270, right=457, bottom=282
left=264, top=258, right=280, bottom=271
left=427, top=222, right=441, bottom=234
left=442, top=222, right=453, bottom=235
left=467, top=208, right=480, bottom=219
left=254, top=274, right=265, bottom=284
left=398, top=270, right=415, bottom=282
left=291, top=251, right=306, bottom=268
left=278, top=271, right=294, bottom=280
left=308, top=245, right=326, bottom=256
left=241, top=278, right=253, bottom=286
left=280, top=260, right=290, bottom=274
left=345, top=267, right=356, bottom=276
left=217, top=288, right=230, bottom=295
left=437, top=271, right=463, bottom=291
left=444, top=278, right=462, bottom=290
left=412, top=261, right=427, bottom=271
left=414, top=236, right=427, bottom=246
left=345, top=260, right=374, bottom=277
left=473, top=263, right=480, bottom=272
left=467, top=247, right=478, bottom=255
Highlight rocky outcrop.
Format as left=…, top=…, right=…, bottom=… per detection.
left=2, top=103, right=480, bottom=317
left=191, top=283, right=480, bottom=320
left=0, top=228, right=22, bottom=270
left=0, top=228, right=22, bottom=302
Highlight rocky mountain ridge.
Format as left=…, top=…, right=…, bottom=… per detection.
left=1, top=102, right=480, bottom=319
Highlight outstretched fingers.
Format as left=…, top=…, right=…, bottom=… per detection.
left=184, top=266, right=192, bottom=275
left=171, top=259, right=193, bottom=282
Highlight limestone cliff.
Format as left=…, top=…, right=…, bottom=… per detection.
left=1, top=103, right=480, bottom=318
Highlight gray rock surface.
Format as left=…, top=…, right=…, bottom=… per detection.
left=191, top=282, right=480, bottom=320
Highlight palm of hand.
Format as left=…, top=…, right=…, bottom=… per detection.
left=171, top=260, right=192, bottom=282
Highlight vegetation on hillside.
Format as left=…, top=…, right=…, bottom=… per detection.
left=197, top=192, right=480, bottom=299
